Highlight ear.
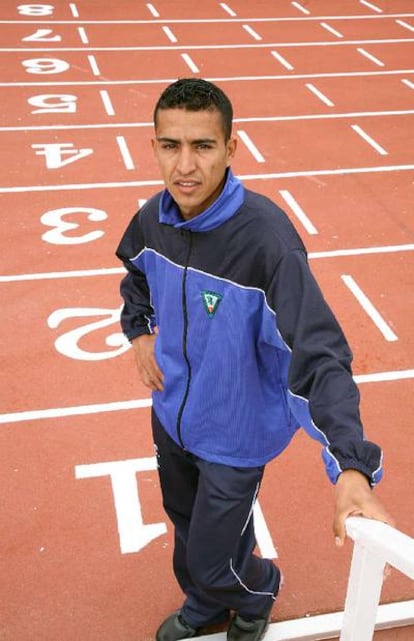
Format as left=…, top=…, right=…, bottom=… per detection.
left=226, top=136, right=237, bottom=166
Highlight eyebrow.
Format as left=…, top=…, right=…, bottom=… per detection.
left=156, top=137, right=217, bottom=145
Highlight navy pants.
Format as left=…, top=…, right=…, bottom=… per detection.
left=152, top=410, right=281, bottom=628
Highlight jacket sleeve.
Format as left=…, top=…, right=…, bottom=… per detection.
left=269, top=248, right=383, bottom=486
left=115, top=212, right=155, bottom=341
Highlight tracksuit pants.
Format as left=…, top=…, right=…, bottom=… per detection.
left=152, top=410, right=281, bottom=629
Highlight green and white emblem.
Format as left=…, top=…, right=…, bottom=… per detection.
left=201, top=290, right=223, bottom=318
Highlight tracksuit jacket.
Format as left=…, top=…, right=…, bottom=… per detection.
left=116, top=168, right=383, bottom=485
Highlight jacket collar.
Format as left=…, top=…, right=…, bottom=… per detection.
left=158, top=168, right=245, bottom=232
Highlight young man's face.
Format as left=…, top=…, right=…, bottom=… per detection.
left=152, top=108, right=237, bottom=220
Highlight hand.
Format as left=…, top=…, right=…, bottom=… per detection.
left=131, top=333, right=164, bottom=392
left=333, top=469, right=395, bottom=547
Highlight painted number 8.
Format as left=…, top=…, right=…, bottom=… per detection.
left=17, top=4, right=54, bottom=15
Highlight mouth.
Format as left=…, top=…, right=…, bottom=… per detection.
left=173, top=180, right=201, bottom=194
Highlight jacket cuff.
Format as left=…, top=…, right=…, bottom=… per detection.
left=322, top=443, right=383, bottom=487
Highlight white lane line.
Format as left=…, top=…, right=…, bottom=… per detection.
left=3, top=38, right=413, bottom=52
left=69, top=3, right=79, bottom=18
left=320, top=21, right=343, bottom=38
left=305, top=82, right=335, bottom=106
left=308, top=243, right=414, bottom=259
left=2, top=164, right=414, bottom=194
left=357, top=47, right=385, bottom=66
left=198, top=601, right=414, bottom=641
left=99, top=89, right=115, bottom=115
left=354, top=370, right=414, bottom=384
left=3, top=244, right=414, bottom=283
left=2, top=15, right=414, bottom=24
left=0, top=245, right=407, bottom=282
left=220, top=3, right=237, bottom=17
left=341, top=274, right=398, bottom=342
left=162, top=26, right=177, bottom=43
left=116, top=135, right=135, bottom=170
left=77, top=27, right=89, bottom=44
left=242, top=24, right=262, bottom=41
left=0, top=398, right=153, bottom=424
left=360, top=0, right=383, bottom=13
left=181, top=52, right=199, bottom=72
left=2, top=69, right=413, bottom=88
left=3, top=370, right=414, bottom=424
left=402, top=78, right=414, bottom=88
left=396, top=19, right=414, bottom=32
left=291, top=1, right=310, bottom=15
left=146, top=3, right=160, bottom=18
left=279, top=189, right=318, bottom=235
left=351, top=124, right=388, bottom=155
left=271, top=50, right=294, bottom=70
left=0, top=268, right=124, bottom=282
left=237, top=130, right=265, bottom=163
left=87, top=54, right=101, bottom=76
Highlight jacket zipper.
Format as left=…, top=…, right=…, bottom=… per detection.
left=176, top=231, right=193, bottom=449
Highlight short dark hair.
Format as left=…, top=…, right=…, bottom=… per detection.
left=153, top=78, right=233, bottom=141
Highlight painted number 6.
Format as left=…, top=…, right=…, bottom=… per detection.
left=22, top=58, right=69, bottom=74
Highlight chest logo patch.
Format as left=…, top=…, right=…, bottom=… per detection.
left=201, top=290, right=223, bottom=318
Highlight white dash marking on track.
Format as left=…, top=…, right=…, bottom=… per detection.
left=305, top=83, right=335, bottom=106
left=242, top=24, right=262, bottom=41
left=341, top=274, right=398, bottom=342
left=396, top=19, right=414, bottom=33
left=77, top=27, right=89, bottom=44
left=69, top=3, right=79, bottom=18
left=254, top=502, right=278, bottom=559
left=87, top=54, right=101, bottom=76
left=279, top=189, right=318, bottom=235
left=271, top=50, right=294, bottom=70
left=351, top=124, right=388, bottom=155
left=99, top=89, right=115, bottom=115
left=291, top=2, right=311, bottom=15
left=402, top=78, right=414, bottom=89
left=320, top=22, right=344, bottom=38
left=359, top=0, right=383, bottom=13
left=181, top=53, right=199, bottom=73
left=357, top=47, right=384, bottom=67
left=220, top=2, right=237, bottom=17
left=162, top=26, right=177, bottom=43
left=237, top=130, right=265, bottom=163
left=116, top=136, right=135, bottom=170
left=146, top=3, right=160, bottom=18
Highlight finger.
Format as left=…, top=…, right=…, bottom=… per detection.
left=333, top=514, right=346, bottom=547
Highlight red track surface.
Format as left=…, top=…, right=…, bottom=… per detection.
left=1, top=2, right=413, bottom=640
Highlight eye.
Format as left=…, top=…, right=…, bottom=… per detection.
left=161, top=142, right=176, bottom=150
left=197, top=143, right=213, bottom=150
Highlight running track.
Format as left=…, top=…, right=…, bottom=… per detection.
left=0, top=1, right=413, bottom=640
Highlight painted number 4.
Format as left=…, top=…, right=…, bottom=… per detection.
left=32, top=143, right=93, bottom=168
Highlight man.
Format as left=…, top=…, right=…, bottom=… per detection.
left=116, top=78, right=392, bottom=641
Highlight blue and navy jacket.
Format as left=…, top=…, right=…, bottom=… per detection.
left=116, top=169, right=383, bottom=485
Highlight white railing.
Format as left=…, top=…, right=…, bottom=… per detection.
left=197, top=517, right=414, bottom=641
left=340, top=516, right=414, bottom=640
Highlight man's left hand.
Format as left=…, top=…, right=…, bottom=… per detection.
left=333, top=469, right=395, bottom=546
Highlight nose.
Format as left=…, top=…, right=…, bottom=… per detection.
left=176, top=145, right=196, bottom=175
